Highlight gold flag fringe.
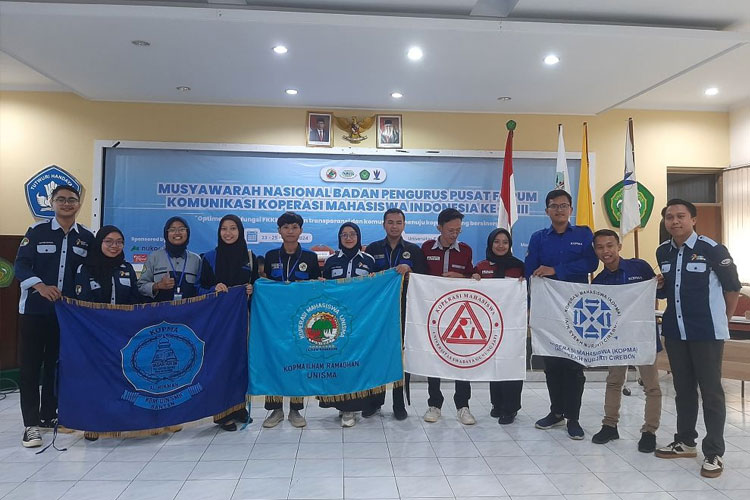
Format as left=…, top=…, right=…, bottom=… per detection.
left=212, top=401, right=250, bottom=420
left=317, top=384, right=387, bottom=403
left=60, top=289, right=224, bottom=311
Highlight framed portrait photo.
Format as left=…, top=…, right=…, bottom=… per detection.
left=376, top=114, right=402, bottom=149
left=307, top=112, right=333, bottom=147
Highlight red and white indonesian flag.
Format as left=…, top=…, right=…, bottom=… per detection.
left=529, top=277, right=657, bottom=367
left=404, top=274, right=527, bottom=381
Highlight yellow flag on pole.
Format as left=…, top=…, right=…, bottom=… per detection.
left=576, top=122, right=594, bottom=229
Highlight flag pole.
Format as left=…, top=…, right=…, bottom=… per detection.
left=628, top=117, right=640, bottom=259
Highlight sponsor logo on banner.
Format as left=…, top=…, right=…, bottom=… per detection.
left=24, top=165, right=83, bottom=220
left=132, top=254, right=148, bottom=263
left=120, top=321, right=205, bottom=410
left=295, top=299, right=351, bottom=360
left=427, top=289, right=504, bottom=368
left=319, top=167, right=387, bottom=184
left=564, top=290, right=621, bottom=348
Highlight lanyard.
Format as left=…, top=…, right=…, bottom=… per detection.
left=279, top=248, right=302, bottom=282
left=386, top=243, right=402, bottom=268
left=168, top=254, right=187, bottom=292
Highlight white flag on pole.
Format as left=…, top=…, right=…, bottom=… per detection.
left=555, top=124, right=570, bottom=191
left=404, top=274, right=527, bottom=381
left=621, top=118, right=640, bottom=236
left=529, top=277, right=657, bottom=367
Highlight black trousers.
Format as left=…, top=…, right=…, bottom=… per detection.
left=490, top=380, right=523, bottom=416
left=664, top=337, right=725, bottom=457
left=427, top=377, right=471, bottom=409
left=264, top=397, right=304, bottom=411
left=368, top=374, right=407, bottom=411
left=543, top=356, right=585, bottom=421
left=19, top=314, right=60, bottom=427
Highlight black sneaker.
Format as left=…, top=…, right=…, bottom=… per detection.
left=497, top=413, right=516, bottom=425
left=567, top=420, right=584, bottom=440
left=490, top=407, right=501, bottom=418
left=39, top=418, right=57, bottom=429
left=22, top=426, right=42, bottom=448
left=535, top=412, right=565, bottom=430
left=393, top=406, right=408, bottom=421
left=638, top=432, right=656, bottom=453
left=701, top=455, right=723, bottom=478
left=592, top=425, right=619, bottom=444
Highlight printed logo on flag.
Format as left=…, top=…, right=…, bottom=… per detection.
left=120, top=321, right=205, bottom=410
left=295, top=299, right=351, bottom=359
left=564, top=291, right=621, bottom=348
left=427, top=289, right=504, bottom=368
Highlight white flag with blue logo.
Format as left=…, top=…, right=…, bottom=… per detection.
left=529, top=277, right=657, bottom=367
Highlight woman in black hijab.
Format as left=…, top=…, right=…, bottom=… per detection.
left=74, top=225, right=141, bottom=305
left=472, top=228, right=525, bottom=425
left=200, top=215, right=258, bottom=431
left=74, top=225, right=141, bottom=440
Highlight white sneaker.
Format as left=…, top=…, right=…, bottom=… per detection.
left=262, top=409, right=284, bottom=428
left=341, top=412, right=356, bottom=427
left=22, top=426, right=42, bottom=448
left=457, top=407, right=476, bottom=425
left=423, top=406, right=441, bottom=423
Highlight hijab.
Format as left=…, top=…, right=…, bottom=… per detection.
left=85, top=225, right=125, bottom=300
left=163, top=216, right=190, bottom=258
left=215, top=214, right=249, bottom=286
left=485, top=228, right=523, bottom=278
left=338, top=222, right=362, bottom=259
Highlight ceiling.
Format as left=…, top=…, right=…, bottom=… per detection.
left=1, top=0, right=749, bottom=114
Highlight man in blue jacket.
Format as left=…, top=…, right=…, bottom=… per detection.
left=654, top=199, right=740, bottom=478
left=525, top=189, right=598, bottom=440
left=590, top=229, right=662, bottom=453
left=14, top=185, right=94, bottom=448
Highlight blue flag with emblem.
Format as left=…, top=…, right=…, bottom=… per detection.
left=55, top=287, right=248, bottom=434
left=249, top=269, right=403, bottom=397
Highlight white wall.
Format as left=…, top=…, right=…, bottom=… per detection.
left=730, top=100, right=750, bottom=167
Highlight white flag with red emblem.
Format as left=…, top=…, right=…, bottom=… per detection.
left=529, top=277, right=657, bottom=367
left=404, top=274, right=527, bottom=381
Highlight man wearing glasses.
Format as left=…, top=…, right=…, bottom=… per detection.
left=421, top=208, right=476, bottom=425
left=525, top=189, right=598, bottom=440
left=14, top=185, right=94, bottom=448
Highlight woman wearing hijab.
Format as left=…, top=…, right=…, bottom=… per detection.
left=74, top=225, right=141, bottom=440
left=137, top=216, right=202, bottom=302
left=319, top=222, right=376, bottom=427
left=200, top=214, right=258, bottom=431
left=75, top=225, right=141, bottom=305
left=472, top=228, right=525, bottom=425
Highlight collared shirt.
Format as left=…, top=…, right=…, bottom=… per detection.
left=136, top=247, right=202, bottom=301
left=366, top=237, right=426, bottom=274
left=524, top=223, right=598, bottom=283
left=14, top=218, right=94, bottom=314
left=656, top=232, right=741, bottom=341
left=592, top=258, right=655, bottom=286
left=421, top=239, right=473, bottom=277
left=323, top=250, right=376, bottom=279
left=265, top=244, right=321, bottom=282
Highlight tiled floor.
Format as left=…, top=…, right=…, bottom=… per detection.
left=1, top=376, right=749, bottom=499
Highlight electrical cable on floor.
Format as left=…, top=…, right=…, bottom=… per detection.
left=0, top=377, right=20, bottom=401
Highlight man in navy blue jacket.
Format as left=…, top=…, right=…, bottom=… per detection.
left=525, top=189, right=598, bottom=440
left=590, top=229, right=662, bottom=453
left=14, top=185, right=94, bottom=448
left=654, top=199, right=740, bottom=478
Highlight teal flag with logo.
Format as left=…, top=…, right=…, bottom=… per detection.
left=249, top=269, right=403, bottom=397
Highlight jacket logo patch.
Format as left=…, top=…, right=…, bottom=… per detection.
left=720, top=258, right=732, bottom=266
left=427, top=256, right=440, bottom=261
left=20, top=237, right=29, bottom=247
left=299, top=262, right=308, bottom=272
left=402, top=251, right=411, bottom=259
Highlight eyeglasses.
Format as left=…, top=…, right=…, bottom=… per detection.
left=340, top=232, right=358, bottom=239
left=102, top=239, right=124, bottom=247
left=547, top=203, right=571, bottom=211
left=444, top=228, right=461, bottom=235
left=53, top=197, right=80, bottom=205
left=167, top=227, right=187, bottom=234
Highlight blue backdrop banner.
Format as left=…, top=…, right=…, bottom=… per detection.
left=102, top=148, right=582, bottom=261
left=55, top=287, right=248, bottom=433
left=249, top=269, right=403, bottom=397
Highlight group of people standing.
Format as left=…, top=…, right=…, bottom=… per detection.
left=14, top=184, right=741, bottom=479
